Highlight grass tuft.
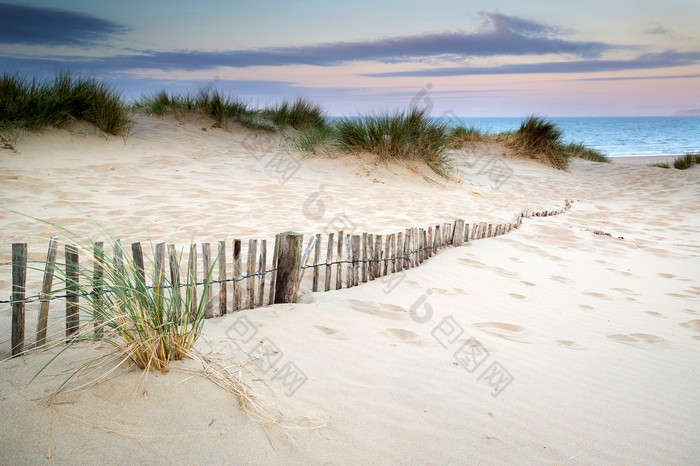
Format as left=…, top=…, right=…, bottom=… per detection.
left=333, top=107, right=454, bottom=177
left=562, top=141, right=610, bottom=163
left=506, top=115, right=569, bottom=169
left=649, top=151, right=700, bottom=169
left=267, top=97, right=326, bottom=131
left=0, top=71, right=130, bottom=135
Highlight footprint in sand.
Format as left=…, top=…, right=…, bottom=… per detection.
left=579, top=304, right=595, bottom=310
left=556, top=340, right=586, bottom=350
left=550, top=275, right=569, bottom=283
left=509, top=293, right=526, bottom=300
left=679, top=320, right=700, bottom=332
left=380, top=328, right=422, bottom=345
left=520, top=281, right=536, bottom=287
left=647, top=311, right=666, bottom=318
left=607, top=333, right=671, bottom=349
left=347, top=299, right=406, bottom=320
left=313, top=325, right=349, bottom=340
left=658, top=273, right=676, bottom=278
left=583, top=291, right=613, bottom=300
left=473, top=322, right=532, bottom=344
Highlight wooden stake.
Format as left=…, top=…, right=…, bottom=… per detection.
left=218, top=241, right=227, bottom=315
left=324, top=233, right=334, bottom=292
left=37, top=237, right=58, bottom=346
left=351, top=235, right=361, bottom=286
left=257, top=239, right=267, bottom=306
left=247, top=239, right=257, bottom=309
left=361, top=233, right=368, bottom=283
left=396, top=232, right=404, bottom=273
left=274, top=232, right=304, bottom=303
left=312, top=233, right=321, bottom=292
left=232, top=239, right=242, bottom=310
left=11, top=243, right=27, bottom=356
left=188, top=243, right=198, bottom=318
left=65, top=244, right=79, bottom=338
left=336, top=231, right=344, bottom=290
left=131, top=242, right=145, bottom=282
left=201, top=243, right=212, bottom=318
left=91, top=242, right=104, bottom=339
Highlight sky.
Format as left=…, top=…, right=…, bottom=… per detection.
left=1, top=0, right=699, bottom=117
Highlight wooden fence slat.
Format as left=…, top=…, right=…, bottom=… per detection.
left=367, top=234, right=374, bottom=280
left=202, top=243, right=212, bottom=318
left=218, top=241, right=227, bottom=316
left=131, top=242, right=145, bottom=282
left=336, top=231, right=344, bottom=290
left=168, top=243, right=182, bottom=312
left=361, top=233, right=368, bottom=283
left=247, top=239, right=257, bottom=309
left=384, top=234, right=391, bottom=275
left=11, top=243, right=27, bottom=356
left=188, top=243, right=198, bottom=318
left=65, top=244, right=79, bottom=338
left=312, top=233, right=321, bottom=292
left=396, top=232, right=403, bottom=273
left=268, top=234, right=280, bottom=305
left=92, top=241, right=104, bottom=339
left=346, top=235, right=353, bottom=288
left=233, top=239, right=242, bottom=310
left=374, top=235, right=382, bottom=278
left=274, top=232, right=303, bottom=303
left=351, top=235, right=361, bottom=286
left=36, top=237, right=58, bottom=346
left=419, top=229, right=425, bottom=263
left=257, top=239, right=267, bottom=307
left=453, top=219, right=465, bottom=247
left=390, top=233, right=397, bottom=273
left=403, top=229, right=411, bottom=270
left=324, top=233, right=334, bottom=292
left=464, top=223, right=470, bottom=242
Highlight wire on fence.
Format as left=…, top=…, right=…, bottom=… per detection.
left=0, top=240, right=450, bottom=305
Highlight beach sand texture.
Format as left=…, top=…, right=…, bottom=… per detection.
left=1, top=114, right=698, bottom=464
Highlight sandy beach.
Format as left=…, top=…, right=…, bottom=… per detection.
left=1, top=114, right=699, bottom=464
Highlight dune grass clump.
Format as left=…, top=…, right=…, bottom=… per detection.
left=649, top=151, right=700, bottom=169
left=506, top=115, right=569, bottom=169
left=267, top=97, right=326, bottom=131
left=28, top=235, right=216, bottom=394
left=334, top=107, right=454, bottom=177
left=562, top=141, right=610, bottom=163
left=450, top=124, right=489, bottom=145
left=0, top=72, right=130, bottom=135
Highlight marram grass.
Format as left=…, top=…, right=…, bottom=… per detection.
left=0, top=71, right=130, bottom=135
left=18, top=228, right=218, bottom=398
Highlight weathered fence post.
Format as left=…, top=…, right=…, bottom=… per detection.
left=188, top=243, right=198, bottom=318
left=452, top=219, right=465, bottom=246
left=201, top=243, right=212, bottom=317
left=324, top=233, right=334, bottom=292
left=232, top=239, right=242, bottom=310
left=37, top=236, right=58, bottom=346
left=312, top=234, right=321, bottom=292
left=336, top=231, right=344, bottom=290
left=274, top=232, right=304, bottom=303
left=247, top=239, right=257, bottom=309
left=257, top=239, right=267, bottom=306
left=218, top=241, right=227, bottom=315
left=65, top=244, right=80, bottom=337
left=92, top=241, right=104, bottom=338
left=11, top=243, right=27, bottom=356
left=268, top=235, right=280, bottom=305
left=131, top=242, right=145, bottom=282
left=351, top=235, right=361, bottom=286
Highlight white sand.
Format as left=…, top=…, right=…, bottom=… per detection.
left=1, top=114, right=699, bottom=464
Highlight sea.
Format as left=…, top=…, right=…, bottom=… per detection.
left=442, top=116, right=700, bottom=158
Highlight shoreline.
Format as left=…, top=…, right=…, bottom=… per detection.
left=610, top=154, right=679, bottom=164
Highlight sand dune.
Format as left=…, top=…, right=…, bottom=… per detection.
left=1, top=114, right=698, bottom=464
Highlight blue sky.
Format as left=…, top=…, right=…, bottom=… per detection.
left=1, top=0, right=699, bottom=116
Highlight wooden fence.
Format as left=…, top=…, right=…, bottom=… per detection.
left=5, top=201, right=571, bottom=356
